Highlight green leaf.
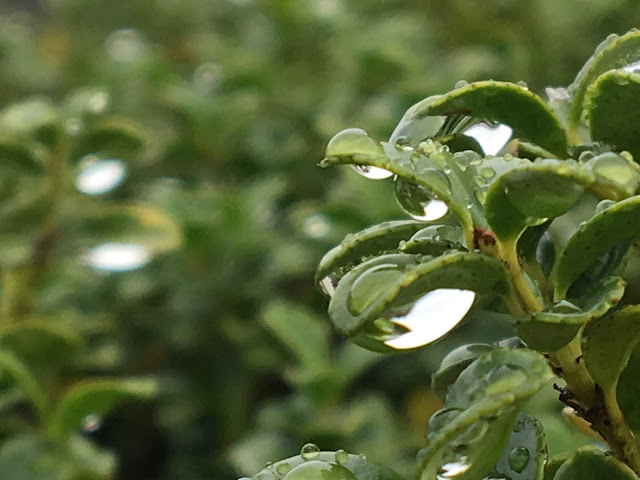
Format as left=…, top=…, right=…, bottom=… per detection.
left=255, top=450, right=404, bottom=480
left=315, top=220, right=428, bottom=295
left=586, top=70, right=640, bottom=162
left=47, top=378, right=157, bottom=440
left=554, top=195, right=640, bottom=299
left=582, top=304, right=640, bottom=399
left=261, top=300, right=330, bottom=369
left=74, top=116, right=148, bottom=161
left=389, top=95, right=445, bottom=146
left=328, top=251, right=513, bottom=352
left=419, top=81, right=568, bottom=156
left=543, top=453, right=572, bottom=480
left=418, top=348, right=553, bottom=480
left=399, top=224, right=466, bottom=256
left=484, top=412, right=547, bottom=480
left=515, top=276, right=625, bottom=351
left=553, top=447, right=639, bottom=480
left=618, top=345, right=640, bottom=432
left=582, top=151, right=640, bottom=201
left=0, top=349, right=49, bottom=421
left=568, top=30, right=640, bottom=141
left=431, top=343, right=493, bottom=401
left=0, top=99, right=62, bottom=148
left=485, top=160, right=593, bottom=242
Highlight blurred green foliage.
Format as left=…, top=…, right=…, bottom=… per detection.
left=0, top=1, right=639, bottom=479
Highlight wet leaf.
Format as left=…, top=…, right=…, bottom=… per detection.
left=254, top=450, right=404, bottom=480
left=568, top=30, right=640, bottom=140
left=419, top=81, right=568, bottom=155
left=581, top=151, right=640, bottom=201
left=485, top=412, right=546, bottom=480
left=485, top=160, right=592, bottom=242
left=431, top=343, right=493, bottom=401
left=419, top=348, right=553, bottom=480
left=586, top=70, right=640, bottom=161
left=47, top=378, right=157, bottom=440
left=389, top=95, right=445, bottom=147
left=516, top=276, right=625, bottom=351
left=553, top=195, right=640, bottom=299
left=553, top=447, right=639, bottom=480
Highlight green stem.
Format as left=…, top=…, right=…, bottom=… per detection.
left=601, top=391, right=640, bottom=474
left=500, top=239, right=543, bottom=312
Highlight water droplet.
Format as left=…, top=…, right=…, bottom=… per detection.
left=454, top=80, right=469, bottom=89
left=465, top=123, right=513, bottom=155
left=480, top=167, right=496, bottom=178
left=264, top=462, right=273, bottom=468
left=358, top=453, right=367, bottom=460
left=512, top=418, right=525, bottom=432
left=466, top=203, right=474, bottom=210
left=300, top=443, right=321, bottom=460
left=326, top=128, right=385, bottom=158
left=474, top=175, right=486, bottom=187
left=88, top=91, right=109, bottom=114
left=75, top=156, right=127, bottom=195
left=276, top=462, right=292, bottom=475
left=507, top=446, right=530, bottom=473
left=348, top=264, right=405, bottom=315
left=469, top=157, right=482, bottom=166
left=578, top=151, right=595, bottom=162
left=194, top=62, right=224, bottom=92
left=384, top=289, right=475, bottom=350
left=81, top=414, right=102, bottom=433
left=83, top=242, right=152, bottom=272
left=614, top=75, right=631, bottom=86
left=351, top=165, right=393, bottom=179
left=394, top=176, right=450, bottom=222
left=302, top=214, right=331, bottom=239
left=475, top=189, right=487, bottom=204
left=454, top=155, right=469, bottom=171
left=437, top=457, right=471, bottom=479
left=517, top=81, right=529, bottom=89
left=319, top=276, right=337, bottom=297
left=105, top=28, right=147, bottom=62
left=395, top=135, right=411, bottom=147
left=335, top=449, right=349, bottom=464
left=65, top=118, right=82, bottom=136
left=484, top=365, right=528, bottom=396
left=592, top=152, right=638, bottom=186
left=503, top=153, right=514, bottom=162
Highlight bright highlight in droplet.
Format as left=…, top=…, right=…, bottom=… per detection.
left=465, top=123, right=513, bottom=155
left=414, top=199, right=449, bottom=222
left=384, top=289, right=476, bottom=350
left=83, top=243, right=151, bottom=272
left=437, top=457, right=472, bottom=479
left=75, top=157, right=127, bottom=195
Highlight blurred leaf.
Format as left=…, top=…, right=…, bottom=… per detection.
left=554, top=447, right=639, bottom=480
left=0, top=349, right=49, bottom=421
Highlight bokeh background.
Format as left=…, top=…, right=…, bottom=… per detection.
left=0, top=1, right=639, bottom=479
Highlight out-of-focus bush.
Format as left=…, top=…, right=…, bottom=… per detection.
left=0, top=1, right=638, bottom=479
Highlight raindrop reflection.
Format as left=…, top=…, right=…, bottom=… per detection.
left=83, top=243, right=151, bottom=272
left=384, top=289, right=476, bottom=350
left=75, top=156, right=127, bottom=195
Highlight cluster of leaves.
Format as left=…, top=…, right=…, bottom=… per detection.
left=250, top=30, right=640, bottom=480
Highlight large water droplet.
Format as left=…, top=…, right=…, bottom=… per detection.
left=284, top=461, right=356, bottom=480
left=394, top=173, right=451, bottom=222
left=326, top=128, right=392, bottom=179
left=351, top=165, right=393, bottom=180
left=75, top=156, right=127, bottom=195
left=276, top=462, right=292, bottom=475
left=465, top=123, right=513, bottom=156
left=436, top=457, right=471, bottom=479
left=335, top=449, right=349, bottom=465
left=300, top=443, right=321, bottom=460
left=507, top=446, right=530, bottom=473
left=484, top=365, right=528, bottom=396
left=81, top=414, right=102, bottom=433
left=302, top=214, right=331, bottom=239
left=348, top=264, right=405, bottom=315
left=83, top=242, right=151, bottom=272
left=88, top=91, right=110, bottom=114
left=454, top=80, right=469, bottom=89
left=384, top=289, right=476, bottom=350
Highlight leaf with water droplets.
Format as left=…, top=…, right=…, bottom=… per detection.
left=553, top=195, right=640, bottom=299
left=553, top=447, right=639, bottom=480
left=418, top=81, right=568, bottom=156
left=328, top=252, right=513, bottom=352
left=419, top=348, right=553, bottom=480
left=47, top=378, right=157, bottom=440
left=568, top=29, right=640, bottom=141
left=586, top=70, right=640, bottom=162
left=581, top=151, right=640, bottom=201
left=516, top=276, right=625, bottom=352
left=315, top=220, right=430, bottom=294
left=254, top=450, right=403, bottom=480
left=484, top=412, right=546, bottom=480
left=485, top=160, right=593, bottom=242
left=432, top=343, right=493, bottom=401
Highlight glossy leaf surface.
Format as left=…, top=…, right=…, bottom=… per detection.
left=553, top=447, right=639, bottom=480
left=431, top=343, right=493, bottom=401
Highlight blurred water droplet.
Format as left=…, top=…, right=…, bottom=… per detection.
left=394, top=173, right=451, bottom=221
left=65, top=118, right=82, bottom=136
left=351, top=165, right=393, bottom=180
left=465, top=124, right=513, bottom=155
left=194, top=62, right=224, bottom=92
left=358, top=453, right=367, bottom=460
left=384, top=289, right=475, bottom=350
left=83, top=242, right=151, bottom=272
left=517, top=81, right=529, bottom=89
left=474, top=175, right=486, bottom=187
left=427, top=407, right=465, bottom=436
left=394, top=135, right=411, bottom=147
left=88, top=91, right=109, bottom=114
left=454, top=80, right=468, bottom=89
left=75, top=156, right=127, bottom=195
left=302, top=214, right=331, bottom=239
left=276, top=462, right=292, bottom=475
left=335, top=449, right=349, bottom=464
left=437, top=457, right=471, bottom=479
left=300, top=443, right=320, bottom=460
left=480, top=167, right=495, bottom=178
left=578, top=151, right=595, bottom=162
left=507, top=446, right=530, bottom=473
left=105, top=29, right=146, bottom=62
left=81, top=413, right=102, bottom=433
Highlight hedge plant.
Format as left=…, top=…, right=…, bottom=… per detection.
left=248, top=29, right=640, bottom=480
